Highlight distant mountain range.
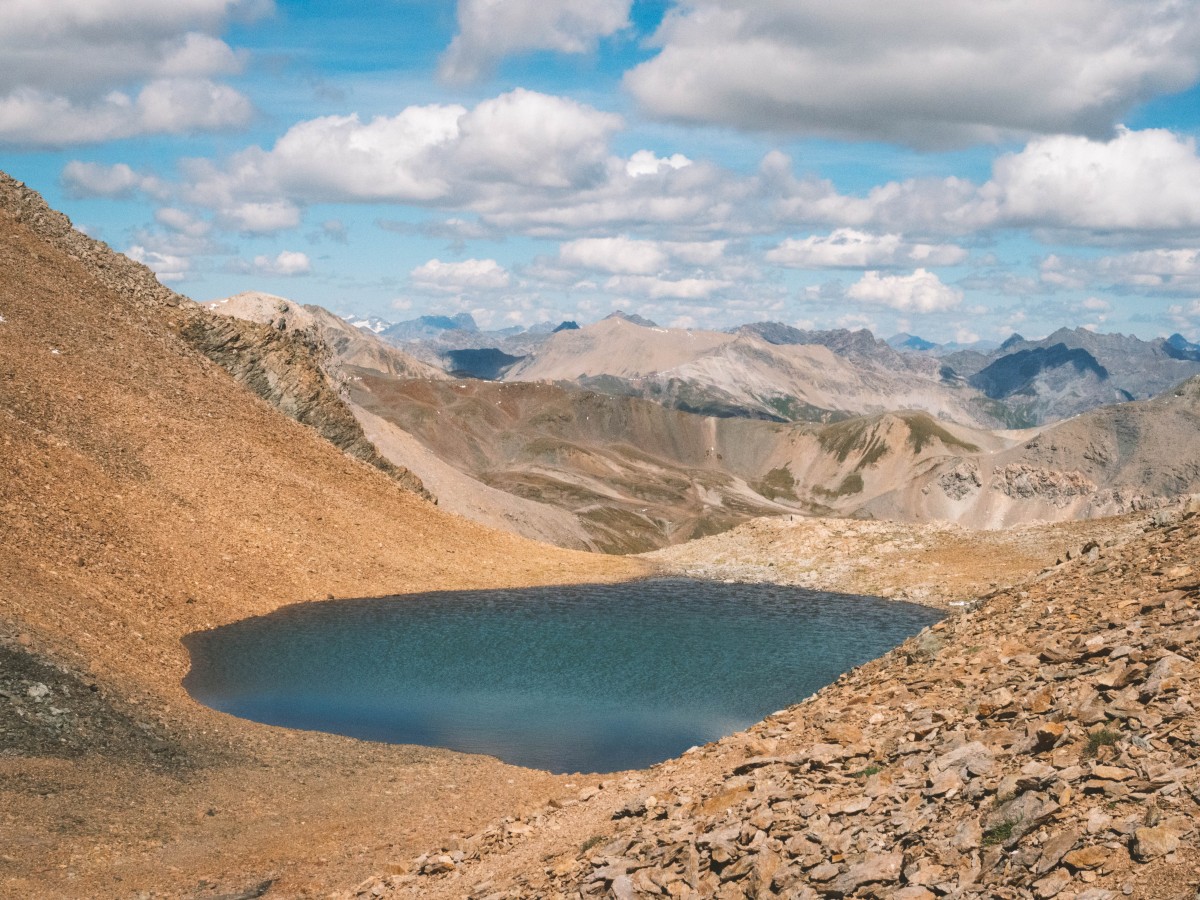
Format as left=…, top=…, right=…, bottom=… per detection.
left=191, top=293, right=1200, bottom=552
left=353, top=310, right=1200, bottom=429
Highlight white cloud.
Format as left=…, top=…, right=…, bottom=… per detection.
left=318, top=219, right=348, bottom=243
left=766, top=229, right=967, bottom=269
left=155, top=207, right=211, bottom=236
left=560, top=236, right=668, bottom=275
left=411, top=258, right=512, bottom=291
left=182, top=90, right=622, bottom=231
left=626, top=150, right=692, bottom=177
left=0, top=1, right=263, bottom=146
left=775, top=129, right=1200, bottom=240
left=252, top=250, right=311, bottom=276
left=1041, top=248, right=1200, bottom=293
left=61, top=161, right=167, bottom=199
left=626, top=0, right=1200, bottom=147
left=557, top=236, right=725, bottom=275
left=846, top=269, right=962, bottom=313
left=0, top=79, right=252, bottom=147
left=127, top=244, right=191, bottom=282
left=1167, top=301, right=1200, bottom=333
left=218, top=200, right=303, bottom=234
left=447, top=89, right=622, bottom=190
left=604, top=274, right=731, bottom=300
left=989, top=128, right=1200, bottom=232
left=440, top=0, right=631, bottom=83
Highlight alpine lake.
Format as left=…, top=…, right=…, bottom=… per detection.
left=184, top=579, right=940, bottom=774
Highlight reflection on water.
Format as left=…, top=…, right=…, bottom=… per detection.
left=183, top=579, right=940, bottom=773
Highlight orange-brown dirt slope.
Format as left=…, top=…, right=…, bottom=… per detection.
left=0, top=172, right=648, bottom=899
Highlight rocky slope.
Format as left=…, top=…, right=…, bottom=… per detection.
left=342, top=360, right=1200, bottom=548
left=644, top=513, right=1154, bottom=606
left=342, top=499, right=1200, bottom=900
left=865, top=377, right=1200, bottom=528
left=208, top=293, right=608, bottom=549
left=0, top=170, right=649, bottom=899
left=347, top=375, right=808, bottom=553
left=207, top=291, right=446, bottom=381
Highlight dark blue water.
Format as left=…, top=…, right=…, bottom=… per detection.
left=183, top=579, right=939, bottom=773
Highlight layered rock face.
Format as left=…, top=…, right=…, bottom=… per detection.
left=344, top=502, right=1200, bottom=900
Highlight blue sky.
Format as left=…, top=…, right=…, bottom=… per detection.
left=4, top=0, right=1200, bottom=342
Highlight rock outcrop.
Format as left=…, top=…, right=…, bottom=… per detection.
left=180, top=311, right=433, bottom=501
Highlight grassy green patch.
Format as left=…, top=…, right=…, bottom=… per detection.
left=851, top=764, right=882, bottom=778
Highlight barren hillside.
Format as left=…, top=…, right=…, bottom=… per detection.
left=0, top=172, right=648, bottom=899
left=505, top=317, right=994, bottom=426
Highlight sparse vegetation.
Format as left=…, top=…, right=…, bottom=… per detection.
left=754, top=466, right=798, bottom=500
left=817, top=418, right=887, bottom=464
left=901, top=413, right=981, bottom=454
left=982, top=820, right=1018, bottom=846
left=580, top=834, right=605, bottom=854
left=1084, top=728, right=1120, bottom=758
left=812, top=472, right=865, bottom=498
left=763, top=395, right=847, bottom=423
left=851, top=764, right=882, bottom=778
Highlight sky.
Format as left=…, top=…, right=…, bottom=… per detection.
left=4, top=1, right=1200, bottom=343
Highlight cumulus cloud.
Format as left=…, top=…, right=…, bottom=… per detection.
left=557, top=236, right=725, bottom=275
left=766, top=229, right=967, bottom=269
left=218, top=200, right=303, bottom=234
left=61, top=161, right=167, bottom=199
left=626, top=0, right=1200, bottom=147
left=626, top=150, right=692, bottom=178
left=1041, top=249, right=1200, bottom=294
left=604, top=274, right=731, bottom=300
left=440, top=0, right=631, bottom=83
left=0, top=1, right=263, bottom=146
left=411, top=258, right=512, bottom=291
left=181, top=90, right=622, bottom=231
left=251, top=250, right=311, bottom=276
left=846, top=269, right=962, bottom=313
left=0, top=79, right=252, bottom=148
left=318, top=219, right=348, bottom=243
left=775, top=129, right=1200, bottom=240
left=989, top=128, right=1200, bottom=233
left=127, top=244, right=192, bottom=282
left=154, top=206, right=211, bottom=236
left=1167, top=301, right=1200, bottom=334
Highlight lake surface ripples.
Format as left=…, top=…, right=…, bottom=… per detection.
left=183, top=579, right=940, bottom=773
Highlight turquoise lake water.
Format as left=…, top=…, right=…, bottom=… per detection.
left=182, top=579, right=939, bottom=773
